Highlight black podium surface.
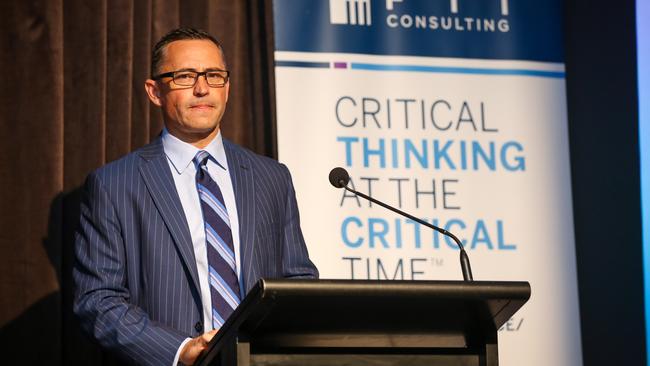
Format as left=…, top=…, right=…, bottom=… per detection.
left=196, top=279, right=530, bottom=366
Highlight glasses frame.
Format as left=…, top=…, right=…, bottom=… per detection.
left=153, top=69, right=230, bottom=88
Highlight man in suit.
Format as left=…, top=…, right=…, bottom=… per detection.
left=73, top=28, right=318, bottom=365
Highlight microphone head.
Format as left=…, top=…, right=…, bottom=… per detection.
left=329, top=167, right=350, bottom=188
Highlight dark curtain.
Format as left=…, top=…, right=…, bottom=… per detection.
left=0, top=0, right=277, bottom=364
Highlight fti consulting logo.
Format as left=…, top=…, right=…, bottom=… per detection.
left=330, top=0, right=372, bottom=26
left=331, top=0, right=510, bottom=33
left=388, top=0, right=510, bottom=32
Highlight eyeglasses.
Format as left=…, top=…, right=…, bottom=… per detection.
left=153, top=69, right=230, bottom=88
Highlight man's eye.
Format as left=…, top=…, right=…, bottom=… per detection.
left=175, top=72, right=196, bottom=80
left=206, top=72, right=224, bottom=79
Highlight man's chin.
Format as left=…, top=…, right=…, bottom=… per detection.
left=184, top=118, right=219, bottom=131
left=188, top=125, right=219, bottom=136
left=171, top=122, right=218, bottom=137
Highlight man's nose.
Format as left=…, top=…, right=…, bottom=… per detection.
left=193, top=74, right=210, bottom=96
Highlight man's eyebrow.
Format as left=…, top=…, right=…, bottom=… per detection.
left=173, top=67, right=198, bottom=72
left=171, top=67, right=226, bottom=72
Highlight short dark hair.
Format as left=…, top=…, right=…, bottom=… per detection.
left=150, top=27, right=226, bottom=77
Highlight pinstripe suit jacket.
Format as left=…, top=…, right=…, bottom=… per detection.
left=73, top=137, right=318, bottom=365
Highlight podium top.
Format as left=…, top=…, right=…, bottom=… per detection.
left=197, top=279, right=530, bottom=364
left=241, top=279, right=529, bottom=330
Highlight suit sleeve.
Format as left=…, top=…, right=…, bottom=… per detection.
left=73, top=173, right=187, bottom=365
left=279, top=165, right=320, bottom=279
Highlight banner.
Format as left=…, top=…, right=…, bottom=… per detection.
left=273, top=1, right=582, bottom=364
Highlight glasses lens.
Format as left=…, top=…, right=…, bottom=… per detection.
left=173, top=71, right=198, bottom=86
left=206, top=71, right=228, bottom=87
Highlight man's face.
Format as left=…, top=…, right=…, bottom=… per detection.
left=145, top=39, right=229, bottom=144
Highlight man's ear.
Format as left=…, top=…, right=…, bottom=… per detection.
left=144, top=79, right=163, bottom=107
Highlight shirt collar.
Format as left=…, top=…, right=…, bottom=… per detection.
left=161, top=128, right=228, bottom=175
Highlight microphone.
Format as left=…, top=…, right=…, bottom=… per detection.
left=329, top=167, right=350, bottom=188
left=328, top=167, right=474, bottom=281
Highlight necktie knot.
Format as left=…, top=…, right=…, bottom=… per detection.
left=194, top=150, right=211, bottom=168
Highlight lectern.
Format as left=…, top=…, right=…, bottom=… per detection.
left=196, top=279, right=530, bottom=366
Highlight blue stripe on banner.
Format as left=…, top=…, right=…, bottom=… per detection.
left=350, top=62, right=565, bottom=79
left=275, top=61, right=330, bottom=68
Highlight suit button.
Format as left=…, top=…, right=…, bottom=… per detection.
left=195, top=322, right=203, bottom=333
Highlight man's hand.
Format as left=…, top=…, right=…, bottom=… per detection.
left=180, top=329, right=218, bottom=365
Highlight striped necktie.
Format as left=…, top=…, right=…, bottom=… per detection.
left=194, top=150, right=241, bottom=329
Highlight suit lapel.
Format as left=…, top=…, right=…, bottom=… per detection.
left=138, top=138, right=201, bottom=295
left=223, top=140, right=257, bottom=293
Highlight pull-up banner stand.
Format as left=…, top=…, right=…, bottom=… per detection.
left=272, top=1, right=582, bottom=364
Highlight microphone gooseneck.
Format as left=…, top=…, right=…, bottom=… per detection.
left=328, top=167, right=474, bottom=281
